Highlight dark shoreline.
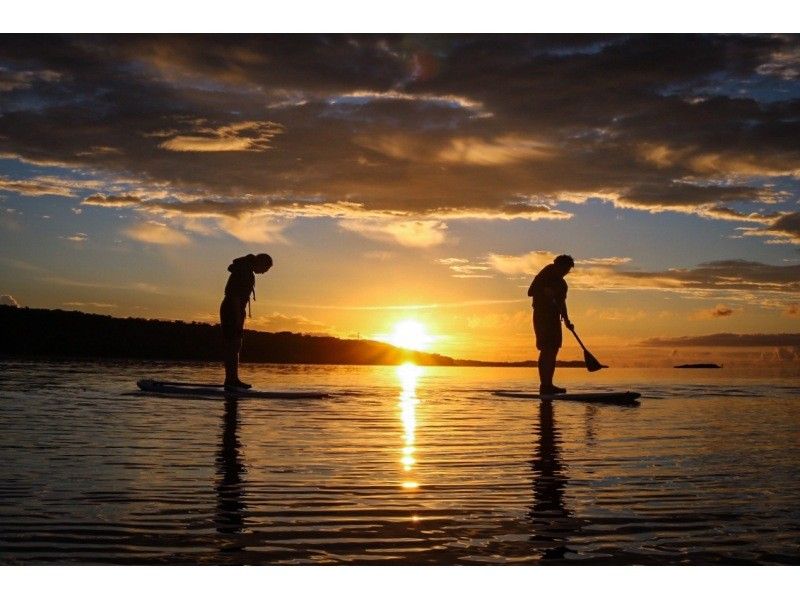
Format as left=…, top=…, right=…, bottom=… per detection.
left=0, top=306, right=588, bottom=368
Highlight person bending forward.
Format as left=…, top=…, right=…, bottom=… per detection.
left=220, top=253, right=272, bottom=389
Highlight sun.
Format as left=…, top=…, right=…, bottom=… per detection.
left=388, top=319, right=433, bottom=351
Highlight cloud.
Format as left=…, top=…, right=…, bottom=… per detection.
left=331, top=89, right=489, bottom=116
left=641, top=333, right=800, bottom=347
left=0, top=176, right=77, bottom=197
left=639, top=143, right=800, bottom=177
left=748, top=211, right=800, bottom=244
left=339, top=218, right=448, bottom=247
left=711, top=305, right=734, bottom=317
left=62, top=232, right=88, bottom=242
left=123, top=221, right=190, bottom=245
left=475, top=251, right=630, bottom=278
left=486, top=251, right=800, bottom=295
left=0, top=34, right=799, bottom=238
left=488, top=251, right=557, bottom=275
left=583, top=259, right=800, bottom=294
left=218, top=214, right=288, bottom=243
left=355, top=133, right=554, bottom=166
left=83, top=194, right=142, bottom=206
left=577, top=256, right=632, bottom=266
left=1, top=294, right=19, bottom=307
left=0, top=67, right=61, bottom=91
left=756, top=45, right=800, bottom=80
left=691, top=304, right=735, bottom=319
left=158, top=120, right=284, bottom=152
left=436, top=135, right=554, bottom=165
left=437, top=257, right=494, bottom=278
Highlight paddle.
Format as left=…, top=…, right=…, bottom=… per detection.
left=567, top=326, right=604, bottom=372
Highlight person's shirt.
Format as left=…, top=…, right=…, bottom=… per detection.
left=224, top=255, right=257, bottom=307
left=527, top=264, right=568, bottom=313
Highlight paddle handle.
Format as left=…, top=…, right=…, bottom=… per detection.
left=568, top=326, right=588, bottom=352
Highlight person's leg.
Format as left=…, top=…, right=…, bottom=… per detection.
left=223, top=333, right=242, bottom=386
left=538, top=346, right=557, bottom=391
left=221, top=298, right=250, bottom=388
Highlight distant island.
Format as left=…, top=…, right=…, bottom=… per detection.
left=674, top=363, right=723, bottom=369
left=0, top=306, right=589, bottom=368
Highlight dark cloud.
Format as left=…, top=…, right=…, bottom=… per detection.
left=607, top=259, right=800, bottom=293
left=767, top=212, right=800, bottom=242
left=711, top=305, right=734, bottom=317
left=488, top=252, right=800, bottom=294
left=1, top=34, right=799, bottom=232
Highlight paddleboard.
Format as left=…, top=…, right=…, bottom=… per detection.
left=136, top=379, right=329, bottom=399
left=491, top=390, right=640, bottom=404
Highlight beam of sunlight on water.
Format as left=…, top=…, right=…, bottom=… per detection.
left=397, top=363, right=421, bottom=492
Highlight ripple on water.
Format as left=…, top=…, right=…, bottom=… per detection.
left=1, top=360, right=799, bottom=564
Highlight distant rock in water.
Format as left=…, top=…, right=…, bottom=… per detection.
left=674, top=363, right=722, bottom=369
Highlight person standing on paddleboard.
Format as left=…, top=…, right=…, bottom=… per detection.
left=220, top=253, right=272, bottom=390
left=527, top=254, right=574, bottom=395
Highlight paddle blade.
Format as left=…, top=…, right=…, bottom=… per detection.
left=583, top=350, right=604, bottom=372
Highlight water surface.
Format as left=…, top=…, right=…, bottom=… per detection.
left=1, top=360, right=798, bottom=564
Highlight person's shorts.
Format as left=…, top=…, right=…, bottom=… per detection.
left=220, top=296, right=246, bottom=341
left=533, top=309, right=562, bottom=351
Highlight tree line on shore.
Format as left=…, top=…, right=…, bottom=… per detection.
left=0, top=306, right=564, bottom=367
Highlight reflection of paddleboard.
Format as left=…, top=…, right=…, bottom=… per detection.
left=136, top=379, right=329, bottom=399
left=491, top=390, right=641, bottom=405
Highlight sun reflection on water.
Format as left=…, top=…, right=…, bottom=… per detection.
left=397, top=363, right=421, bottom=490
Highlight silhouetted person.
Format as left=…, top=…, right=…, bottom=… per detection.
left=220, top=253, right=272, bottom=389
left=527, top=254, right=574, bottom=394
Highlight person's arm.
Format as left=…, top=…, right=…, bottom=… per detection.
left=559, top=282, right=573, bottom=329
left=560, top=301, right=573, bottom=330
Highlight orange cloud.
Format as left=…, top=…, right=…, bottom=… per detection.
left=339, top=218, right=448, bottom=248
left=123, top=221, right=190, bottom=245
left=159, top=121, right=284, bottom=152
left=487, top=250, right=557, bottom=275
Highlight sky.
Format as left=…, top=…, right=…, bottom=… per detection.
left=1, top=34, right=799, bottom=366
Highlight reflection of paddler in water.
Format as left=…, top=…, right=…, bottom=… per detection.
left=220, top=253, right=272, bottom=390
left=215, top=395, right=246, bottom=547
left=528, top=399, right=577, bottom=561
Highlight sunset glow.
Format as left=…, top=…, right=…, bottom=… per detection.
left=1, top=34, right=799, bottom=368
left=387, top=320, right=434, bottom=352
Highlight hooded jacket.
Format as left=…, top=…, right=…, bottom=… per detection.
left=224, top=254, right=257, bottom=307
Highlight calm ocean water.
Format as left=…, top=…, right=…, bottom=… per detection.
left=1, top=360, right=798, bottom=565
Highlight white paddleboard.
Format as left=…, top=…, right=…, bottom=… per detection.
left=136, top=379, right=329, bottom=399
left=492, top=390, right=640, bottom=404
